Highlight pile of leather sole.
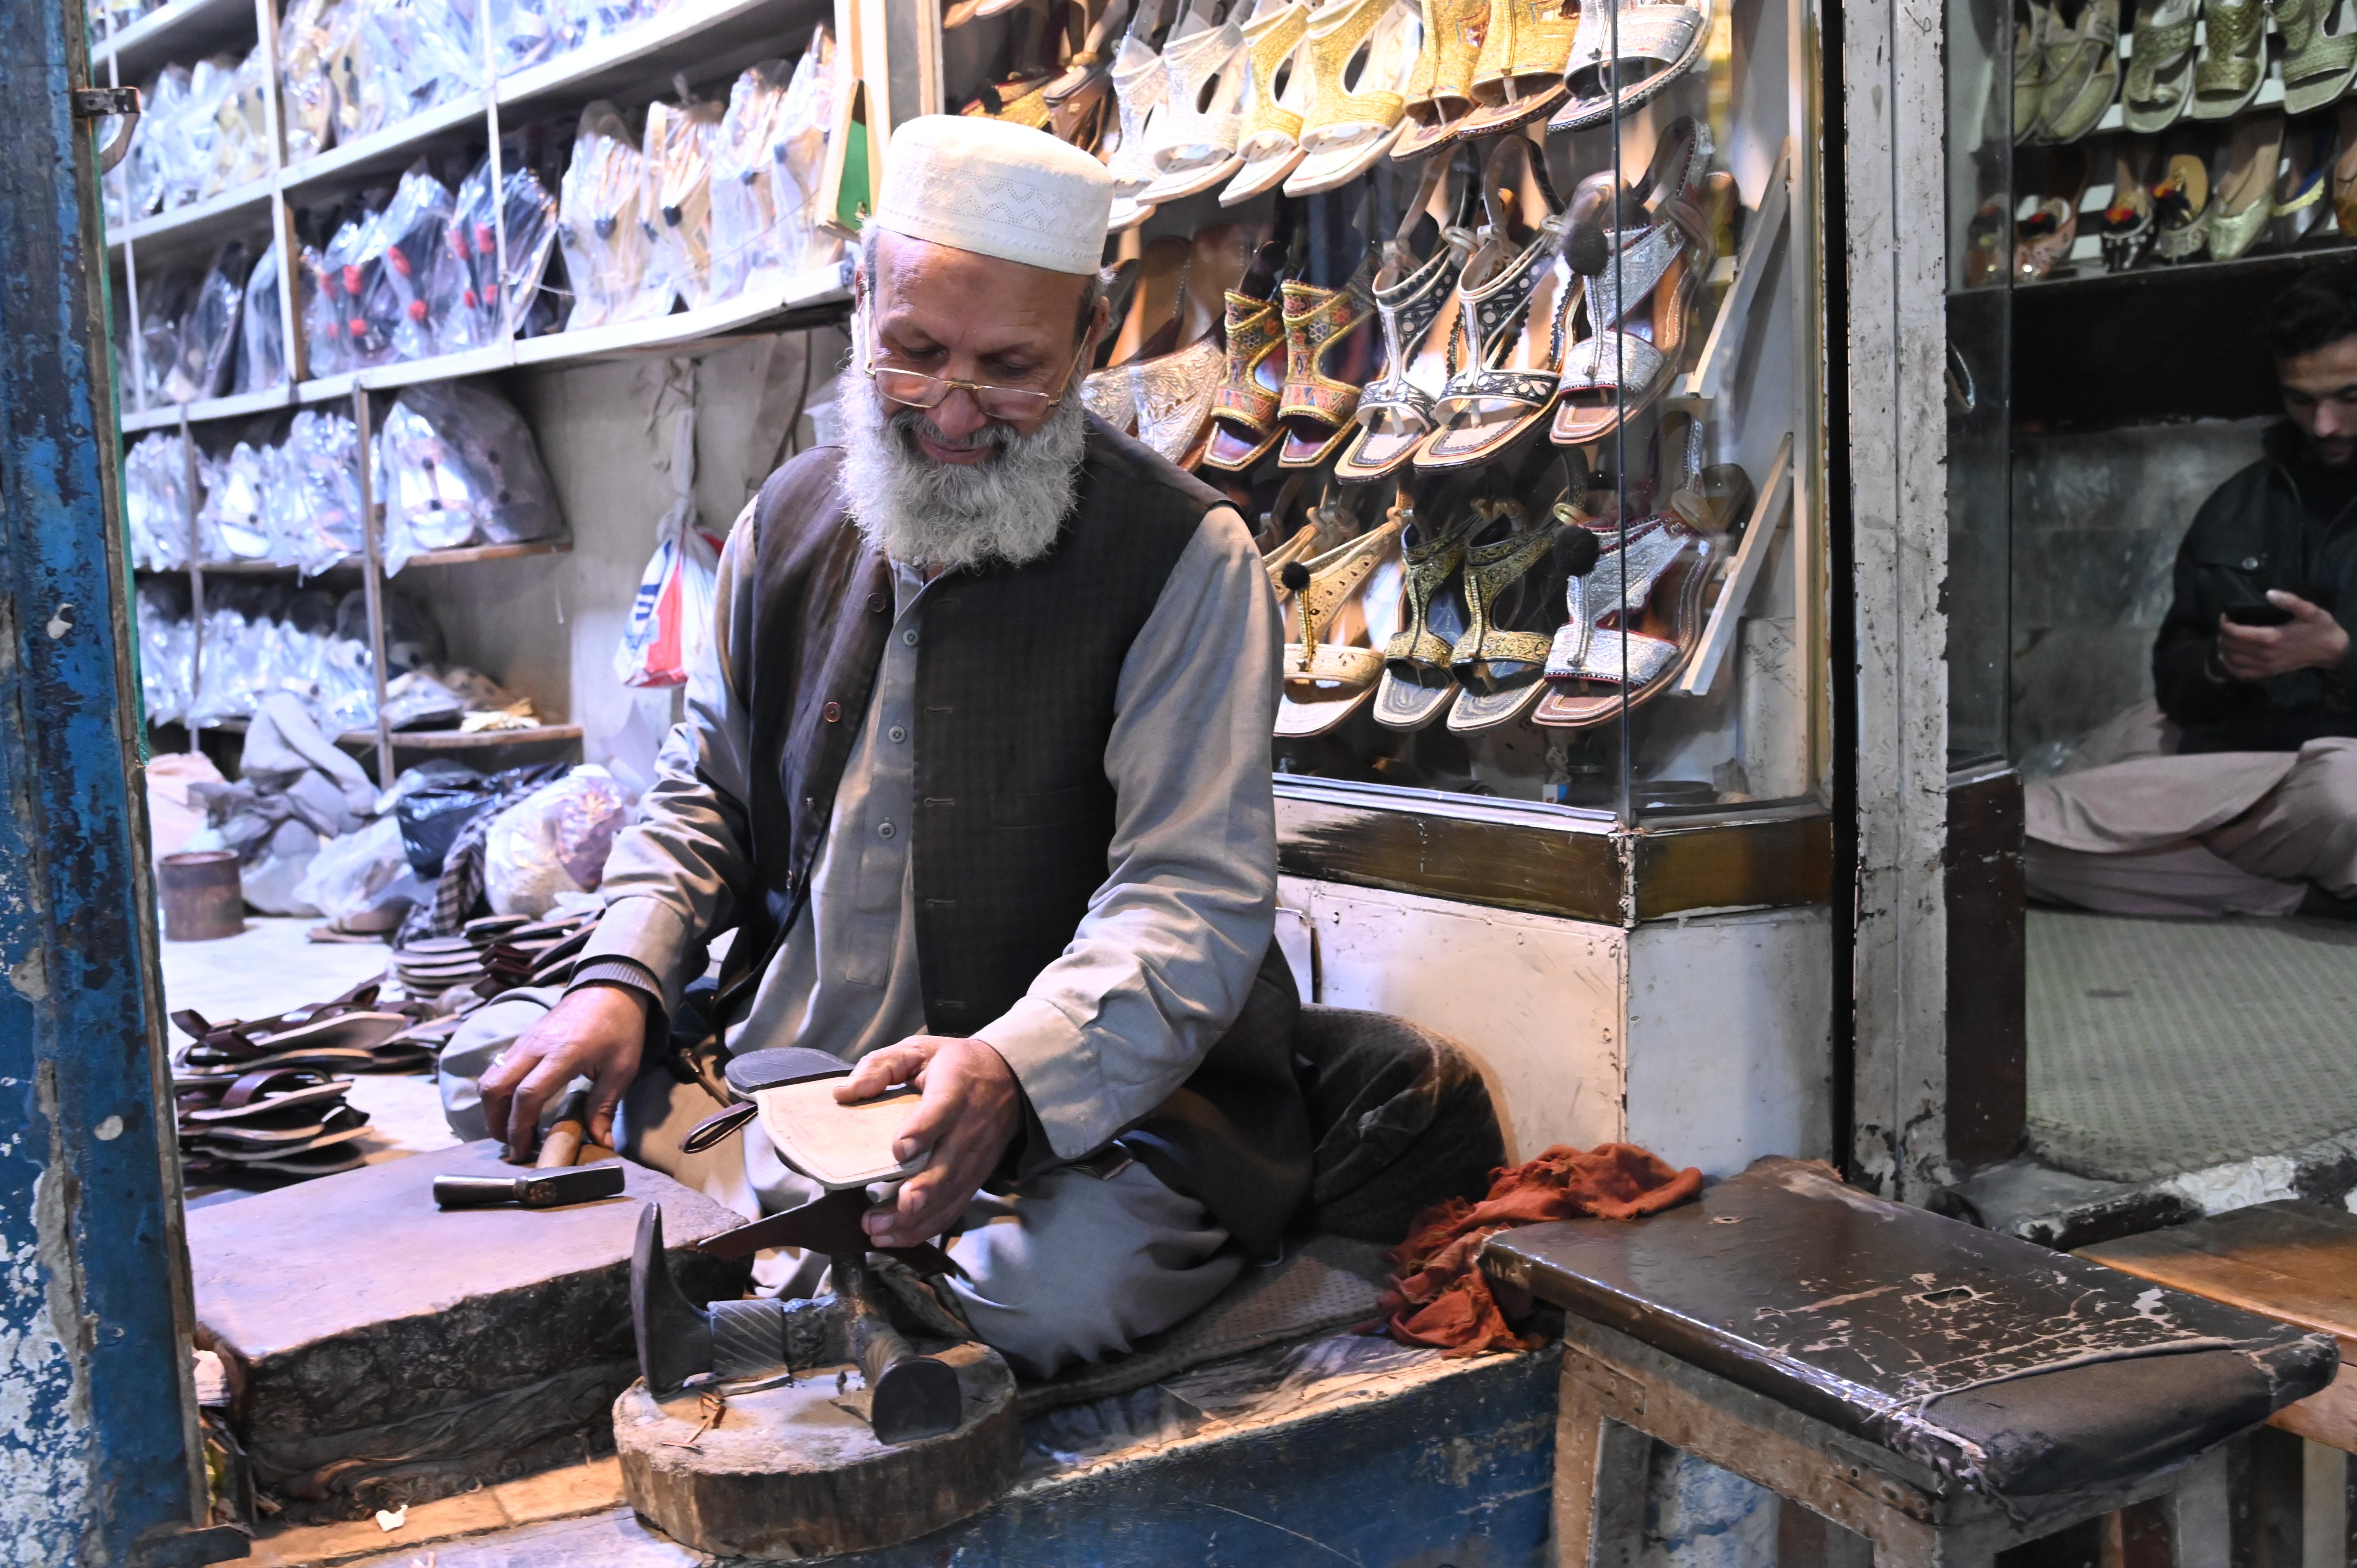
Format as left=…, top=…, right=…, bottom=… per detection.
left=170, top=980, right=444, bottom=1183
left=390, top=908, right=601, bottom=1006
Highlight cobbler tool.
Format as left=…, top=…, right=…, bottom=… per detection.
left=432, top=1163, right=626, bottom=1210
left=614, top=1046, right=1020, bottom=1557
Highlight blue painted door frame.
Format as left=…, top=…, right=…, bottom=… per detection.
left=0, top=1, right=229, bottom=1562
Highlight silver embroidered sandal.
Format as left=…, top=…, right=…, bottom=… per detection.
left=1550, top=0, right=1712, bottom=134
left=1532, top=512, right=1711, bottom=730
left=1336, top=153, right=1480, bottom=484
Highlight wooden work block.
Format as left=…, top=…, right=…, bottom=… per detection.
left=614, top=1342, right=1019, bottom=1559
left=187, top=1141, right=750, bottom=1514
left=2080, top=1201, right=2357, bottom=1454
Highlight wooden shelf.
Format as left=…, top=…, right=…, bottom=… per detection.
left=278, top=93, right=490, bottom=196
left=93, top=0, right=257, bottom=80
left=107, top=177, right=272, bottom=256
left=497, top=0, right=828, bottom=112
left=120, top=383, right=297, bottom=433
left=182, top=717, right=583, bottom=750
left=135, top=538, right=573, bottom=575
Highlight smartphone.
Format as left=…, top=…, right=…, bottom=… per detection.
left=2225, top=602, right=2297, bottom=627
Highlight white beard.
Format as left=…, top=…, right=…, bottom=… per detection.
left=838, top=351, right=1086, bottom=574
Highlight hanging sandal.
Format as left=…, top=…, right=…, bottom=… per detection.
left=1550, top=0, right=1710, bottom=133
left=2016, top=0, right=2056, bottom=141
left=1532, top=512, right=1711, bottom=729
left=2284, top=0, right=2357, bottom=113
left=2205, top=111, right=2283, bottom=259
left=1046, top=0, right=1136, bottom=148
left=2188, top=0, right=2266, bottom=119
left=1222, top=0, right=1314, bottom=201
left=1140, top=0, right=1251, bottom=203
left=1374, top=500, right=1485, bottom=729
left=2151, top=142, right=2212, bottom=258
left=2273, top=113, right=2337, bottom=247
left=1445, top=496, right=1578, bottom=733
left=2030, top=0, right=2120, bottom=142
left=959, top=0, right=1067, bottom=128
left=1283, top=0, right=1424, bottom=195
left=1202, top=238, right=1294, bottom=469
left=1550, top=120, right=1713, bottom=448
left=1395, top=0, right=1490, bottom=157
left=2121, top=0, right=2198, bottom=131
left=1105, top=5, right=1175, bottom=229
left=1085, top=231, right=1192, bottom=431
left=1336, top=152, right=1481, bottom=483
left=1459, top=0, right=1575, bottom=137
left=1274, top=503, right=1407, bottom=737
left=2012, top=143, right=2090, bottom=277
left=2099, top=141, right=2158, bottom=270
left=1277, top=260, right=1383, bottom=467
left=1416, top=134, right=1572, bottom=470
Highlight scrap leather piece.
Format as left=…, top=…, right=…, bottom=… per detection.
left=1481, top=1157, right=2340, bottom=1498
left=1383, top=1142, right=1703, bottom=1355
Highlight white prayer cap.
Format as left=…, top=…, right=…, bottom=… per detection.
left=871, top=115, right=1112, bottom=277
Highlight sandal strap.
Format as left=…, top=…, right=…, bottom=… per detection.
left=1546, top=624, right=1683, bottom=685
left=1214, top=290, right=1288, bottom=431
left=1291, top=519, right=1403, bottom=683
left=1299, top=0, right=1411, bottom=139
left=1448, top=504, right=1560, bottom=673
left=1586, top=222, right=1685, bottom=328
left=1083, top=365, right=1138, bottom=429
left=1240, top=0, right=1311, bottom=141
left=1131, top=338, right=1224, bottom=460
left=1435, top=366, right=1560, bottom=407
left=2286, top=28, right=2357, bottom=81
left=1571, top=0, right=1705, bottom=78
left=1385, top=511, right=1482, bottom=668
left=2195, top=0, right=2263, bottom=92
left=2124, top=15, right=2195, bottom=102
left=1557, top=332, right=1669, bottom=396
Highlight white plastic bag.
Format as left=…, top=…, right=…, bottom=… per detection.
left=292, top=812, right=412, bottom=923
left=613, top=404, right=719, bottom=687
left=483, top=765, right=636, bottom=916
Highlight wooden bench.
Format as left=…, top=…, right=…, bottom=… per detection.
left=1480, top=1158, right=2339, bottom=1567
left=2083, top=1200, right=2357, bottom=1566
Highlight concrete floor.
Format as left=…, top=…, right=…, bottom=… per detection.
left=161, top=916, right=460, bottom=1179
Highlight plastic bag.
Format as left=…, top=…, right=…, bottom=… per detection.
left=615, top=405, right=720, bottom=687
left=175, top=56, right=239, bottom=209
left=362, top=0, right=482, bottom=127
left=500, top=166, right=560, bottom=335
left=123, top=67, right=187, bottom=218
left=124, top=433, right=200, bottom=570
left=214, top=46, right=273, bottom=192
left=641, top=97, right=723, bottom=313
left=235, top=240, right=286, bottom=394
left=772, top=36, right=841, bottom=274
left=164, top=242, right=248, bottom=403
left=325, top=0, right=382, bottom=145
left=200, top=438, right=276, bottom=560
left=292, top=812, right=415, bottom=922
left=279, top=408, right=368, bottom=574
left=394, top=768, right=502, bottom=875
left=365, top=166, right=456, bottom=362
left=707, top=60, right=792, bottom=302
left=555, top=101, right=647, bottom=331
left=278, top=0, right=341, bottom=161
left=489, top=0, right=566, bottom=74
left=379, top=381, right=562, bottom=571
left=483, top=765, right=635, bottom=915
left=429, top=157, right=502, bottom=353
left=304, top=213, right=382, bottom=375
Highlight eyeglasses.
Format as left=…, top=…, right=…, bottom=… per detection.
left=861, top=325, right=1085, bottom=424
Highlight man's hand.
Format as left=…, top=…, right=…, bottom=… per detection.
left=478, top=985, right=648, bottom=1162
left=835, top=1035, right=1020, bottom=1248
left=2217, top=591, right=2352, bottom=682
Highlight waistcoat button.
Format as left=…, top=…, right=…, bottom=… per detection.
left=2243, top=556, right=2262, bottom=570
left=867, top=593, right=887, bottom=614
left=888, top=725, right=907, bottom=743
left=822, top=700, right=843, bottom=722
left=878, top=820, right=896, bottom=840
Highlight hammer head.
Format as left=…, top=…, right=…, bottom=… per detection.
left=633, top=1204, right=714, bottom=1395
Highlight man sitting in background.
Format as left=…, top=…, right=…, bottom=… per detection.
left=2027, top=267, right=2357, bottom=917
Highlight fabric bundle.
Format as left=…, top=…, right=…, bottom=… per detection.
left=1381, top=1142, right=1703, bottom=1355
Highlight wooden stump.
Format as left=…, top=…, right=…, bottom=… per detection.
left=615, top=1340, right=1019, bottom=1559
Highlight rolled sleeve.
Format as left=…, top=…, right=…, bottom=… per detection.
left=973, top=504, right=1283, bottom=1158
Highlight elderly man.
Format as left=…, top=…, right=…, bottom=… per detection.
left=474, top=117, right=1307, bottom=1376
left=2027, top=267, right=2357, bottom=917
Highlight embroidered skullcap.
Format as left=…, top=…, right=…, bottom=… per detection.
left=872, top=115, right=1112, bottom=277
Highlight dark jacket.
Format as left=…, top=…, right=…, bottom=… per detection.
left=718, top=421, right=1311, bottom=1257
left=2152, top=422, right=2357, bottom=752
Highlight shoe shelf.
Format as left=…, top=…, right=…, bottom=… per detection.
left=106, top=177, right=272, bottom=256
left=277, top=94, right=493, bottom=195
left=134, top=538, right=573, bottom=576
left=120, top=382, right=296, bottom=434
left=90, top=0, right=258, bottom=81
left=496, top=0, right=825, bottom=113
left=187, top=717, right=585, bottom=749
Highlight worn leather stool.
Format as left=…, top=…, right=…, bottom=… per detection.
left=1480, top=1158, right=2340, bottom=1566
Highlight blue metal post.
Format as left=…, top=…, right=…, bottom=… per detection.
left=0, top=0, right=233, bottom=1561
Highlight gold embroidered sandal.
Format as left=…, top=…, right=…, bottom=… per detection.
left=1277, top=260, right=1383, bottom=468
left=1222, top=0, right=1314, bottom=203
left=1274, top=506, right=1407, bottom=737
left=1374, top=500, right=1486, bottom=729
left=2187, top=0, right=2265, bottom=119
left=1395, top=0, right=1491, bottom=157
left=1202, top=238, right=1293, bottom=470
left=1445, top=496, right=1576, bottom=733
left=1285, top=0, right=1424, bottom=195
left=1459, top=0, right=1576, bottom=137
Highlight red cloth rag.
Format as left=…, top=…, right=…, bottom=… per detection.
left=1380, top=1142, right=1704, bottom=1356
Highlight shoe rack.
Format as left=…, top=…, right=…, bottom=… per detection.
left=926, top=0, right=1834, bottom=1176
left=99, top=0, right=860, bottom=779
